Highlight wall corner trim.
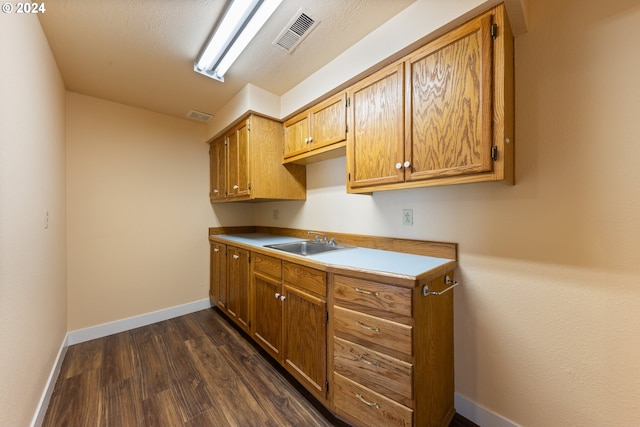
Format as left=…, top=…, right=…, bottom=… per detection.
left=455, top=392, right=521, bottom=427
left=31, top=336, right=69, bottom=427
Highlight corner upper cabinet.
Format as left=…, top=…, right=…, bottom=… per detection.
left=347, top=4, right=514, bottom=193
left=283, top=92, right=348, bottom=164
left=208, top=114, right=307, bottom=203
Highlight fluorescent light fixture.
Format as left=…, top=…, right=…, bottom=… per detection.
left=195, top=0, right=283, bottom=82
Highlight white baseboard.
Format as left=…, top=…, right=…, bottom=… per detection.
left=67, top=298, right=212, bottom=345
left=455, top=393, right=520, bottom=427
left=31, top=336, right=68, bottom=427
left=32, top=298, right=212, bottom=426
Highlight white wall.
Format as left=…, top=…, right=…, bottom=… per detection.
left=66, top=93, right=218, bottom=331
left=0, top=14, right=67, bottom=427
left=253, top=0, right=640, bottom=426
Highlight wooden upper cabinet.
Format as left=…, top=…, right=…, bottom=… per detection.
left=283, top=92, right=347, bottom=164
left=347, top=61, right=405, bottom=190
left=208, top=114, right=307, bottom=203
left=405, top=12, right=493, bottom=182
left=226, top=120, right=251, bottom=199
left=347, top=4, right=513, bottom=193
left=209, top=136, right=226, bottom=201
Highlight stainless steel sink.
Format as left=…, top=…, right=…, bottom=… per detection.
left=264, top=240, right=352, bottom=256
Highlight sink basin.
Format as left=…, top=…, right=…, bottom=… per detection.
left=265, top=240, right=352, bottom=256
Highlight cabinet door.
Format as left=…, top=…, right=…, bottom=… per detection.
left=226, top=121, right=251, bottom=199
left=405, top=13, right=494, bottom=181
left=283, top=113, right=309, bottom=159
left=309, top=92, right=347, bottom=151
left=227, top=246, right=250, bottom=331
left=283, top=284, right=327, bottom=400
left=210, top=242, right=227, bottom=309
left=347, top=62, right=405, bottom=190
left=252, top=271, right=282, bottom=360
left=209, top=137, right=226, bottom=201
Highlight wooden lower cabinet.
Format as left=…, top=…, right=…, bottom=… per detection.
left=330, top=272, right=455, bottom=427
left=209, top=242, right=226, bottom=309
left=210, top=243, right=454, bottom=427
left=250, top=255, right=328, bottom=402
left=226, top=246, right=250, bottom=332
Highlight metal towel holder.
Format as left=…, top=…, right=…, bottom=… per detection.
left=422, top=275, right=460, bottom=297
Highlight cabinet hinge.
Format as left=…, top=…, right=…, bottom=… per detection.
left=345, top=124, right=348, bottom=133
left=247, top=123, right=251, bottom=131
left=325, top=310, right=329, bottom=322
left=248, top=182, right=252, bottom=190
left=325, top=381, right=329, bottom=392
left=491, top=145, right=498, bottom=161
left=346, top=97, right=350, bottom=108
left=490, top=23, right=498, bottom=40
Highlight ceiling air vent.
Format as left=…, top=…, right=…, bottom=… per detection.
left=187, top=110, right=213, bottom=123
left=273, top=8, right=319, bottom=53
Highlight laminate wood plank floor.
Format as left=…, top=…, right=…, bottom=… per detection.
left=43, top=307, right=476, bottom=427
left=43, top=308, right=344, bottom=427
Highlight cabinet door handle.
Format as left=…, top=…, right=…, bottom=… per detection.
left=233, top=184, right=239, bottom=190
left=213, top=189, right=219, bottom=193
left=355, top=393, right=380, bottom=409
left=280, top=295, right=286, bottom=301
left=232, top=254, right=240, bottom=260
left=355, top=321, right=380, bottom=332
left=275, top=292, right=280, bottom=299
left=214, top=248, right=219, bottom=253
left=395, top=162, right=402, bottom=169
left=355, top=287, right=379, bottom=297
left=404, top=160, right=411, bottom=168
left=356, top=354, right=380, bottom=367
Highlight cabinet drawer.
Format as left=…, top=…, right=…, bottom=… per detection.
left=334, top=275, right=412, bottom=319
left=334, top=373, right=413, bottom=427
left=334, top=336, right=413, bottom=408
left=333, top=306, right=412, bottom=360
left=283, top=262, right=326, bottom=296
left=253, top=252, right=282, bottom=279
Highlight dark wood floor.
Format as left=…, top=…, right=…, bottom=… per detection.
left=43, top=307, right=476, bottom=427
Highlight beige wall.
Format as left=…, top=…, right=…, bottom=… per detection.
left=0, top=14, right=67, bottom=427
left=254, top=0, right=640, bottom=425
left=66, top=93, right=216, bottom=331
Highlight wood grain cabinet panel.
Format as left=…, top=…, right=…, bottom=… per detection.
left=226, top=246, right=250, bottom=332
left=208, top=114, right=306, bottom=203
left=330, top=272, right=454, bottom=427
left=284, top=92, right=347, bottom=164
left=252, top=253, right=283, bottom=360
left=347, top=4, right=513, bottom=193
left=209, top=242, right=226, bottom=309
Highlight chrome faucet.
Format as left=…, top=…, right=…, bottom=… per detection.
left=307, top=231, right=328, bottom=243
left=307, top=231, right=337, bottom=246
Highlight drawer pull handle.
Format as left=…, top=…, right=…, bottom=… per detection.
left=356, top=354, right=380, bottom=367
left=355, top=287, right=379, bottom=297
left=355, top=393, right=380, bottom=409
left=356, top=321, right=380, bottom=333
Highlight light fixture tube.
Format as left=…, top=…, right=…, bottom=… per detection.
left=195, top=0, right=283, bottom=82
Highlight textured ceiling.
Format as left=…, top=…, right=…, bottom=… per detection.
left=38, top=0, right=415, bottom=121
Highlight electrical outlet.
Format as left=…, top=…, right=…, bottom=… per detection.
left=273, top=209, right=279, bottom=220
left=402, top=209, right=413, bottom=226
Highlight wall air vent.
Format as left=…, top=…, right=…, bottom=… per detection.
left=273, top=8, right=319, bottom=53
left=187, top=110, right=213, bottom=123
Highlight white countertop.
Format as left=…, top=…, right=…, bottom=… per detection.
left=211, top=233, right=454, bottom=278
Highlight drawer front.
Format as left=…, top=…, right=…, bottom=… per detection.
left=334, top=336, right=413, bottom=407
left=334, top=275, right=412, bottom=319
left=334, top=373, right=413, bottom=427
left=333, top=306, right=412, bottom=360
left=283, top=262, right=326, bottom=296
left=252, top=252, right=282, bottom=279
